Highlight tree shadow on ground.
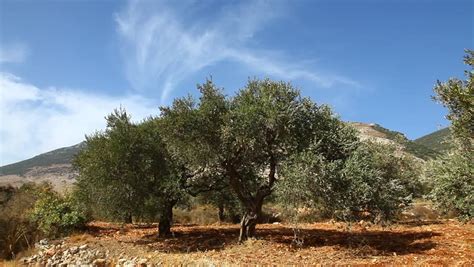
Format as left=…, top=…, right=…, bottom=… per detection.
left=397, top=220, right=444, bottom=227
left=258, top=227, right=439, bottom=256
left=109, top=224, right=439, bottom=256
left=133, top=226, right=240, bottom=253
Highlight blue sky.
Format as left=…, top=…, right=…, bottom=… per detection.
left=0, top=0, right=472, bottom=165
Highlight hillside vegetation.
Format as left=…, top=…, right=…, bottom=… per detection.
left=414, top=127, right=452, bottom=153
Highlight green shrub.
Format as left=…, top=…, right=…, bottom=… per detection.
left=278, top=140, right=423, bottom=223
left=427, top=148, right=473, bottom=220
left=29, top=190, right=88, bottom=237
left=338, top=142, right=422, bottom=221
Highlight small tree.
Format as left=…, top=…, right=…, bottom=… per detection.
left=427, top=149, right=473, bottom=219
left=279, top=136, right=422, bottom=223
left=433, top=50, right=473, bottom=152
left=428, top=50, right=474, bottom=220
left=74, top=109, right=148, bottom=222
left=74, top=109, right=184, bottom=237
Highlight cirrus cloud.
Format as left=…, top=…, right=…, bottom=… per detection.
left=116, top=0, right=360, bottom=104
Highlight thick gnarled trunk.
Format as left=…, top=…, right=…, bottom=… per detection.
left=239, top=210, right=257, bottom=242
left=226, top=156, right=277, bottom=242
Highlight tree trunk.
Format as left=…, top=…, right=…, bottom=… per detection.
left=218, top=203, right=225, bottom=222
left=239, top=203, right=262, bottom=242
left=158, top=203, right=173, bottom=237
left=124, top=213, right=133, bottom=224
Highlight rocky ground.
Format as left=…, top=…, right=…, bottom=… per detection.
left=11, top=220, right=474, bottom=266
left=19, top=239, right=151, bottom=266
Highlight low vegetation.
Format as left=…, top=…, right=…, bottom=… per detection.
left=0, top=183, right=87, bottom=259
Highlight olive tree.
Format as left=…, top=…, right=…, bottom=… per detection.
left=74, top=109, right=184, bottom=237
left=160, top=78, right=328, bottom=241
left=428, top=50, right=474, bottom=219
left=433, top=49, right=473, bottom=152
left=279, top=136, right=422, bottom=223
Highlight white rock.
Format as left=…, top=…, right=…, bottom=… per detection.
left=70, top=246, right=79, bottom=254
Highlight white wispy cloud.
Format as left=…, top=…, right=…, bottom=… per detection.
left=0, top=72, right=158, bottom=166
left=116, top=0, right=359, bottom=104
left=0, top=43, right=29, bottom=63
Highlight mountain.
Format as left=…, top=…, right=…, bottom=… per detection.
left=0, top=143, right=85, bottom=176
left=350, top=122, right=440, bottom=160
left=0, top=143, right=85, bottom=191
left=414, top=127, right=452, bottom=153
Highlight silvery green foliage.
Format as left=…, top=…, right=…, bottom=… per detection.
left=427, top=149, right=473, bottom=220
left=428, top=50, right=474, bottom=220
left=74, top=108, right=183, bottom=223
left=279, top=136, right=422, bottom=223
left=159, top=78, right=332, bottom=240
left=432, top=50, right=473, bottom=153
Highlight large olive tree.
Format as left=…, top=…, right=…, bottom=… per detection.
left=160, top=78, right=331, bottom=241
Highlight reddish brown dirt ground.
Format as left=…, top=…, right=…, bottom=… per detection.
left=58, top=220, right=474, bottom=265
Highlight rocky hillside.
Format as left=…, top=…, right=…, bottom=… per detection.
left=350, top=122, right=440, bottom=160
left=0, top=143, right=84, bottom=191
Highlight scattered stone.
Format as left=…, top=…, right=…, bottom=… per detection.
left=69, top=246, right=79, bottom=254
left=25, top=241, right=155, bottom=267
left=138, top=258, right=148, bottom=267
left=93, top=258, right=107, bottom=267
left=45, top=248, right=56, bottom=256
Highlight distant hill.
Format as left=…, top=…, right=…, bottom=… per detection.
left=414, top=127, right=452, bottom=153
left=0, top=143, right=85, bottom=191
left=350, top=122, right=440, bottom=160
left=0, top=143, right=85, bottom=176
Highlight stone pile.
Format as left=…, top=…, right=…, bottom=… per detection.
left=20, top=239, right=152, bottom=267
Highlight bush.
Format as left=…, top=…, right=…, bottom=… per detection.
left=0, top=183, right=45, bottom=259
left=278, top=140, right=423, bottom=223
left=29, top=189, right=88, bottom=237
left=427, top=148, right=473, bottom=220
left=338, top=142, right=422, bottom=222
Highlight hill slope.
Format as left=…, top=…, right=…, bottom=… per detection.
left=0, top=142, right=85, bottom=176
left=414, top=127, right=451, bottom=153
left=350, top=122, right=440, bottom=160
left=0, top=143, right=85, bottom=191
